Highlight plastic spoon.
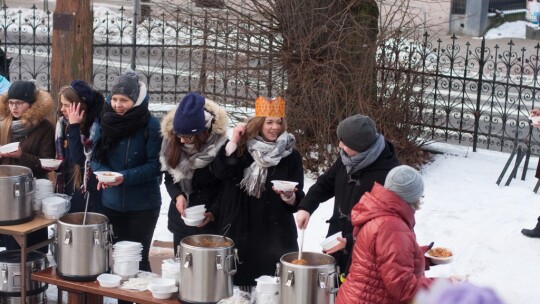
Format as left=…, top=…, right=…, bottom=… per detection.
left=298, top=228, right=305, bottom=261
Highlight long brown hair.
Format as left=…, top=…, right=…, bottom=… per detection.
left=164, top=130, right=210, bottom=168
left=0, top=96, right=13, bottom=145
left=237, top=116, right=287, bottom=156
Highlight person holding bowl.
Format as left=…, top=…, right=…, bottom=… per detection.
left=212, top=96, right=305, bottom=290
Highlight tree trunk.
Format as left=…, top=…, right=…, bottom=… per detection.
left=51, top=0, right=93, bottom=114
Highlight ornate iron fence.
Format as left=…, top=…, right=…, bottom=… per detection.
left=2, top=5, right=540, bottom=155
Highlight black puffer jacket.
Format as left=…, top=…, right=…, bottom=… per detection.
left=298, top=140, right=399, bottom=274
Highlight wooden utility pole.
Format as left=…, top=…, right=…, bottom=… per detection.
left=50, top=0, right=92, bottom=114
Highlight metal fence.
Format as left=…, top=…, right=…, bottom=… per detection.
left=489, top=0, right=526, bottom=11
left=3, top=5, right=540, bottom=155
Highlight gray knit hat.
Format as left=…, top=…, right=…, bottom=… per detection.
left=111, top=70, right=139, bottom=104
left=337, top=114, right=379, bottom=152
left=384, top=165, right=424, bottom=204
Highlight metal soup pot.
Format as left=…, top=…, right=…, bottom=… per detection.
left=55, top=212, right=111, bottom=281
left=278, top=252, right=339, bottom=304
left=0, top=165, right=34, bottom=225
left=0, top=250, right=48, bottom=296
left=178, top=234, right=238, bottom=303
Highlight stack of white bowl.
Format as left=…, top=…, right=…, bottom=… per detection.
left=161, top=258, right=180, bottom=285
left=113, top=241, right=143, bottom=279
left=254, top=275, right=280, bottom=304
left=41, top=194, right=70, bottom=219
left=34, top=179, right=54, bottom=213
left=147, top=278, right=177, bottom=299
left=181, top=205, right=206, bottom=226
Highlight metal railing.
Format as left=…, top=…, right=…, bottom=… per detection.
left=3, top=5, right=540, bottom=155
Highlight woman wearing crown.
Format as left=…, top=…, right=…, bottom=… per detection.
left=211, top=96, right=305, bottom=290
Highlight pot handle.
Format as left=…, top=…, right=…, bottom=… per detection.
left=224, top=254, right=237, bottom=276
left=2, top=268, right=7, bottom=284
left=63, top=229, right=72, bottom=245
left=328, top=270, right=339, bottom=294
left=285, top=270, right=294, bottom=287
left=183, top=252, right=192, bottom=269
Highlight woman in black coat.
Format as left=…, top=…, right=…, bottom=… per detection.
left=211, top=97, right=305, bottom=289
left=160, top=93, right=228, bottom=252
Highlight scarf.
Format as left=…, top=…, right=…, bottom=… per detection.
left=163, top=133, right=227, bottom=195
left=240, top=132, right=295, bottom=198
left=55, top=117, right=99, bottom=193
left=11, top=120, right=31, bottom=141
left=340, top=134, right=386, bottom=175
left=93, top=99, right=150, bottom=163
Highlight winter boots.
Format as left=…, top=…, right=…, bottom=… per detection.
left=521, top=217, right=540, bottom=238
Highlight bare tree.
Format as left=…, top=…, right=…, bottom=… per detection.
left=155, top=0, right=435, bottom=171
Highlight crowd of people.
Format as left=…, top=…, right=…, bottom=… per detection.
left=0, top=71, right=507, bottom=303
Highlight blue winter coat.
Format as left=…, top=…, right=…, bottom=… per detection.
left=90, top=116, right=162, bottom=212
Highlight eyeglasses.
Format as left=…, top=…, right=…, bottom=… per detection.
left=8, top=100, right=27, bottom=108
left=176, top=134, right=195, bottom=140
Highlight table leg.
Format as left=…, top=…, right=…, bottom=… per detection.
left=86, top=293, right=104, bottom=304
left=67, top=290, right=87, bottom=304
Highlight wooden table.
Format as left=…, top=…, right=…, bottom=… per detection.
left=0, top=215, right=56, bottom=303
left=32, top=267, right=180, bottom=304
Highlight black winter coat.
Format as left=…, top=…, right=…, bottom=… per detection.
left=298, top=140, right=399, bottom=275
left=164, top=166, right=220, bottom=240
left=211, top=143, right=305, bottom=286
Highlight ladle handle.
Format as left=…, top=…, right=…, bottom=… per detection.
left=298, top=229, right=305, bottom=260
left=82, top=192, right=90, bottom=225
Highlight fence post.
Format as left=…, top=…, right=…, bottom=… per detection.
left=131, top=0, right=139, bottom=70
left=473, top=36, right=486, bottom=152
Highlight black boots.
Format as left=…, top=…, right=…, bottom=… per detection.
left=522, top=217, right=540, bottom=238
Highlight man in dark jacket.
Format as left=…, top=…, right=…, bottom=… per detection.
left=296, top=114, right=399, bottom=276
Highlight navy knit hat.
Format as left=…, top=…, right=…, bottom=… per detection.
left=70, top=80, right=94, bottom=108
left=337, top=114, right=379, bottom=152
left=173, top=93, right=206, bottom=135
left=8, top=80, right=37, bottom=104
left=111, top=70, right=139, bottom=104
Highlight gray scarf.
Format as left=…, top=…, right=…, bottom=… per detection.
left=240, top=132, right=295, bottom=198
left=11, top=120, right=31, bottom=141
left=340, top=134, right=385, bottom=174
left=162, top=133, right=227, bottom=195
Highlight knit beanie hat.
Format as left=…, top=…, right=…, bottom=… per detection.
left=111, top=70, right=139, bottom=104
left=173, top=92, right=206, bottom=135
left=384, top=165, right=424, bottom=204
left=70, top=80, right=94, bottom=108
left=337, top=114, right=379, bottom=152
left=7, top=80, right=36, bottom=104
left=436, top=282, right=505, bottom=304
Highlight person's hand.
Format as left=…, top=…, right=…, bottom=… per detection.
left=42, top=166, right=56, bottom=172
left=231, top=124, right=246, bottom=144
left=323, top=237, right=346, bottom=254
left=530, top=109, right=540, bottom=117
left=96, top=175, right=124, bottom=190
left=175, top=194, right=188, bottom=217
left=1, top=146, right=22, bottom=159
left=198, top=212, right=214, bottom=227
left=67, top=102, right=85, bottom=125
left=296, top=210, right=311, bottom=229
left=272, top=186, right=297, bottom=204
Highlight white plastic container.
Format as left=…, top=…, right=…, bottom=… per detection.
left=97, top=273, right=122, bottom=288
left=320, top=231, right=343, bottom=251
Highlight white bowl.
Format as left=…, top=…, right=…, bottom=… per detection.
left=320, top=231, right=342, bottom=250
left=531, top=116, right=540, bottom=126
left=184, top=205, right=206, bottom=217
left=97, top=273, right=122, bottom=288
left=148, top=278, right=177, bottom=293
left=39, top=158, right=63, bottom=170
left=0, top=142, right=19, bottom=154
left=150, top=289, right=176, bottom=300
left=255, top=275, right=279, bottom=294
left=94, top=171, right=123, bottom=183
left=425, top=247, right=454, bottom=265
left=271, top=180, right=298, bottom=192
left=181, top=215, right=205, bottom=226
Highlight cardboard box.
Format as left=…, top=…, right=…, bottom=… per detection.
left=149, top=240, right=175, bottom=275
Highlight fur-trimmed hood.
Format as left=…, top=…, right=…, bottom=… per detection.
left=160, top=97, right=228, bottom=141
left=0, top=90, right=54, bottom=128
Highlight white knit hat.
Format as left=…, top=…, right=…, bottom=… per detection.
left=384, top=165, right=424, bottom=204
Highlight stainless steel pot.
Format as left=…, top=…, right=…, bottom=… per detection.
left=278, top=252, right=338, bottom=304
left=0, top=250, right=48, bottom=296
left=178, top=234, right=238, bottom=303
left=0, top=166, right=34, bottom=225
left=55, top=212, right=111, bottom=281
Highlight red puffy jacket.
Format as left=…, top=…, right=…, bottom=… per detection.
left=335, top=183, right=433, bottom=304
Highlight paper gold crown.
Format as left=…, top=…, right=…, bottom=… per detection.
left=255, top=96, right=286, bottom=117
